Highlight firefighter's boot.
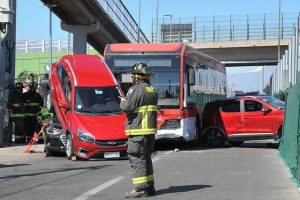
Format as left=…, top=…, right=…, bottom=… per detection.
left=125, top=188, right=148, bottom=198
left=145, top=186, right=155, bottom=196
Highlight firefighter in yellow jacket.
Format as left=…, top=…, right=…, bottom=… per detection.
left=120, top=63, right=158, bottom=198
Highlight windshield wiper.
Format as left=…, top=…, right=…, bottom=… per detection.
left=98, top=110, right=123, bottom=114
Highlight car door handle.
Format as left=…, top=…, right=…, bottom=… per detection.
left=245, top=117, right=251, bottom=119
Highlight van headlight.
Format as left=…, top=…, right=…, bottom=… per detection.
left=77, top=129, right=95, bottom=143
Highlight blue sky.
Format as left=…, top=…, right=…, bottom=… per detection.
left=16, top=0, right=300, bottom=93
left=17, top=0, right=300, bottom=40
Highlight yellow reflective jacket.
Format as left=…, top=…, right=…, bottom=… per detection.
left=120, top=80, right=158, bottom=136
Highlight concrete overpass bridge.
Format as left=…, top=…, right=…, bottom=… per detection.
left=41, top=0, right=149, bottom=54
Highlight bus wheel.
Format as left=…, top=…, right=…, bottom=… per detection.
left=204, top=128, right=226, bottom=147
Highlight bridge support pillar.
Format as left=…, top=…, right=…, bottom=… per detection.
left=61, top=22, right=100, bottom=54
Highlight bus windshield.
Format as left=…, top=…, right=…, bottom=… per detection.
left=152, top=71, right=180, bottom=109
left=105, top=54, right=181, bottom=109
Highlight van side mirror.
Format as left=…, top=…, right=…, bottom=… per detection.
left=189, top=69, right=195, bottom=85
left=261, top=107, right=271, bottom=113
left=58, top=100, right=70, bottom=109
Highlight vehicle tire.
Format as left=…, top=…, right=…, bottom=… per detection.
left=204, top=128, right=226, bottom=147
left=43, top=146, right=53, bottom=157
left=277, top=126, right=283, bottom=139
left=229, top=141, right=244, bottom=146
left=66, top=134, right=75, bottom=160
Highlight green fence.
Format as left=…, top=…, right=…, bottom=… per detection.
left=279, top=83, right=300, bottom=187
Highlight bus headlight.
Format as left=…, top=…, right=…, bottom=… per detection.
left=160, top=119, right=181, bottom=129
left=77, top=129, right=95, bottom=143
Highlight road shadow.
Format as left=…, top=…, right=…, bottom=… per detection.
left=156, top=140, right=279, bottom=153
left=0, top=164, right=30, bottom=168
left=232, top=141, right=279, bottom=149
left=0, top=165, right=111, bottom=180
left=156, top=184, right=212, bottom=195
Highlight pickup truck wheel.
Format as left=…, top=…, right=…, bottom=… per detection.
left=66, top=134, right=75, bottom=160
left=204, top=128, right=226, bottom=147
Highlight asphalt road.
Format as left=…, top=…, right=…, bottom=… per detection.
left=0, top=142, right=299, bottom=200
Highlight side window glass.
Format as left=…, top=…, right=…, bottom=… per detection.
left=57, top=66, right=70, bottom=103
left=57, top=66, right=63, bottom=80
left=65, top=79, right=72, bottom=104
left=244, top=100, right=263, bottom=112
left=220, top=100, right=240, bottom=112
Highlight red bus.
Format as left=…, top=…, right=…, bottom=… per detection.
left=104, top=43, right=226, bottom=144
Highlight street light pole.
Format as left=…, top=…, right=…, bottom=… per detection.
left=164, top=14, right=172, bottom=43
left=46, top=4, right=57, bottom=75
left=156, top=0, right=159, bottom=43
left=138, top=0, right=141, bottom=43
left=277, top=0, right=281, bottom=68
left=49, top=8, right=53, bottom=74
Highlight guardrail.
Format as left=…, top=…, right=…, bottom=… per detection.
left=97, top=0, right=148, bottom=43
left=16, top=39, right=70, bottom=54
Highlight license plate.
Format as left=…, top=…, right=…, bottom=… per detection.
left=104, top=152, right=120, bottom=158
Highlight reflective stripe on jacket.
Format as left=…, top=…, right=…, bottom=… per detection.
left=120, top=81, right=158, bottom=136
left=7, top=92, right=25, bottom=118
left=22, top=91, right=44, bottom=117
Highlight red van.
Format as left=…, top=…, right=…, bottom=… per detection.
left=45, top=55, right=127, bottom=160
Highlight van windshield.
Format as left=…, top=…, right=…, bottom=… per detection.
left=75, top=86, right=122, bottom=114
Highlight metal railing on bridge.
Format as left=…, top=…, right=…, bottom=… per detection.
left=149, top=13, right=298, bottom=43
left=97, top=0, right=148, bottom=43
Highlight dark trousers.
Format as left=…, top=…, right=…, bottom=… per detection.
left=127, top=135, right=155, bottom=190
left=24, top=116, right=40, bottom=139
left=7, top=118, right=25, bottom=143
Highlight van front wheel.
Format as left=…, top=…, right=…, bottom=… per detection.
left=66, top=134, right=75, bottom=160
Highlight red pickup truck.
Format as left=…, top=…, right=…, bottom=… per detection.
left=201, top=96, right=285, bottom=147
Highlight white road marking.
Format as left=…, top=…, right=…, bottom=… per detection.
left=73, top=150, right=172, bottom=200
left=72, top=176, right=124, bottom=200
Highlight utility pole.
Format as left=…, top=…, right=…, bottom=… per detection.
left=156, top=0, right=159, bottom=43
left=277, top=0, right=281, bottom=71
left=138, top=0, right=141, bottom=43
left=0, top=0, right=16, bottom=146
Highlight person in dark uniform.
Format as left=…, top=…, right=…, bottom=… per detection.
left=7, top=82, right=26, bottom=143
left=120, top=63, right=158, bottom=198
left=22, top=81, right=44, bottom=142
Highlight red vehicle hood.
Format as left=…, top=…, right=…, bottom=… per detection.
left=72, top=113, right=127, bottom=140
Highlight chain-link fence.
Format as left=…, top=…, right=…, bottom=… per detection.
left=279, top=83, right=300, bottom=187
left=277, top=14, right=300, bottom=187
